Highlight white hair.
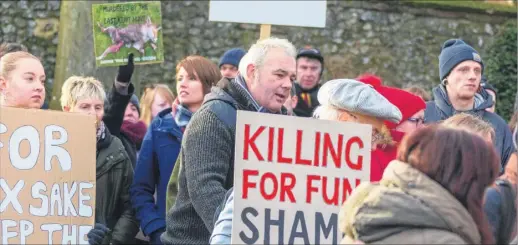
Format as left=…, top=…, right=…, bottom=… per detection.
left=238, top=37, right=297, bottom=78
left=313, top=105, right=345, bottom=121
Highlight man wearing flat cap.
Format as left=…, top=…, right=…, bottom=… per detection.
left=314, top=78, right=402, bottom=181
left=424, top=38, right=515, bottom=172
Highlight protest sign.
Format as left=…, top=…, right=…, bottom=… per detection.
left=231, top=111, right=371, bottom=244
left=209, top=1, right=327, bottom=31
left=0, top=107, right=96, bottom=244
left=92, top=1, right=164, bottom=67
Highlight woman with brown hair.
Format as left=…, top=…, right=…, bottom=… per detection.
left=130, top=55, right=221, bottom=244
left=339, top=125, right=500, bottom=244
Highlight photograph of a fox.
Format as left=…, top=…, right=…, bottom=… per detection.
left=92, top=2, right=164, bottom=67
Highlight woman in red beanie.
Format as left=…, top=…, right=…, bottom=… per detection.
left=356, top=74, right=426, bottom=181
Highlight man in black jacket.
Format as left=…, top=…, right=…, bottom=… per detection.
left=293, top=46, right=324, bottom=117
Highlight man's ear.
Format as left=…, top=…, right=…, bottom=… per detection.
left=62, top=105, right=71, bottom=112
left=0, top=76, right=7, bottom=91
left=246, top=63, right=256, bottom=83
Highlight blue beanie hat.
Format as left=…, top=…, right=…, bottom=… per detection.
left=439, top=39, right=483, bottom=81
left=130, top=94, right=140, bottom=115
left=218, top=48, right=246, bottom=68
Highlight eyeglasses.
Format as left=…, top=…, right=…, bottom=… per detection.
left=407, top=117, right=424, bottom=127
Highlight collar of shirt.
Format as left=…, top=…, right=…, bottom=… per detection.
left=235, top=75, right=270, bottom=113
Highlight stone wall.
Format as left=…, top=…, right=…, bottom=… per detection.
left=0, top=0, right=515, bottom=100
left=1, top=0, right=60, bottom=98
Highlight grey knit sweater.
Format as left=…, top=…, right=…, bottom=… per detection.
left=161, top=77, right=264, bottom=245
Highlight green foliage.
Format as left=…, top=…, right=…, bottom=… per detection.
left=485, top=20, right=517, bottom=121
left=405, top=0, right=517, bottom=14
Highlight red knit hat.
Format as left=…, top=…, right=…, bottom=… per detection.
left=356, top=73, right=382, bottom=87
left=356, top=74, right=426, bottom=129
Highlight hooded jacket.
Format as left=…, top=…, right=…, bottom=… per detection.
left=424, top=85, right=515, bottom=171
left=340, top=160, right=481, bottom=244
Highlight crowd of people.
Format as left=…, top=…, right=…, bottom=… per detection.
left=0, top=35, right=516, bottom=245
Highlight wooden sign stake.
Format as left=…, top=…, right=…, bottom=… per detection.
left=259, top=24, right=271, bottom=40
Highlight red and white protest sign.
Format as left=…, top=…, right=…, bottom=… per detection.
left=231, top=111, right=371, bottom=244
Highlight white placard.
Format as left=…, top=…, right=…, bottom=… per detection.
left=209, top=1, right=327, bottom=28
left=231, top=111, right=371, bottom=244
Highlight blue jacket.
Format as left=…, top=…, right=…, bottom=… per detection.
left=130, top=108, right=183, bottom=237
left=424, top=85, right=515, bottom=172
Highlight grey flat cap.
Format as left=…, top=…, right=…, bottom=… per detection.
left=317, top=79, right=402, bottom=123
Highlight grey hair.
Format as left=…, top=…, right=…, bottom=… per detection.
left=313, top=105, right=345, bottom=121
left=238, top=37, right=297, bottom=78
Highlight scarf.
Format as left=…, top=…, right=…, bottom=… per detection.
left=296, top=83, right=319, bottom=107
left=234, top=75, right=270, bottom=113
left=171, top=98, right=193, bottom=132
left=96, top=121, right=106, bottom=142
left=121, top=120, right=147, bottom=149
left=300, top=92, right=312, bottom=107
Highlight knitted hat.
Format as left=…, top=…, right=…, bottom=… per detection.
left=317, top=79, right=402, bottom=123
left=439, top=39, right=483, bottom=81
left=130, top=94, right=141, bottom=115
left=297, top=47, right=324, bottom=65
left=218, top=48, right=246, bottom=68
left=356, top=73, right=383, bottom=87
left=357, top=74, right=426, bottom=129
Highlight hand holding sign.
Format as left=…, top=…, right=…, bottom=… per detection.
left=116, top=53, right=134, bottom=84
left=87, top=223, right=110, bottom=245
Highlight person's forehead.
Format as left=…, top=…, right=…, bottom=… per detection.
left=221, top=64, right=236, bottom=69
left=77, top=98, right=104, bottom=105
left=177, top=66, right=188, bottom=74
left=153, top=93, right=166, bottom=102
left=263, top=51, right=296, bottom=72
left=297, top=56, right=321, bottom=66
left=456, top=60, right=482, bottom=69
left=15, top=58, right=44, bottom=74
left=415, top=109, right=425, bottom=116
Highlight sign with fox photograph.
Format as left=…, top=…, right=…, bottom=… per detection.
left=92, top=1, right=164, bottom=67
